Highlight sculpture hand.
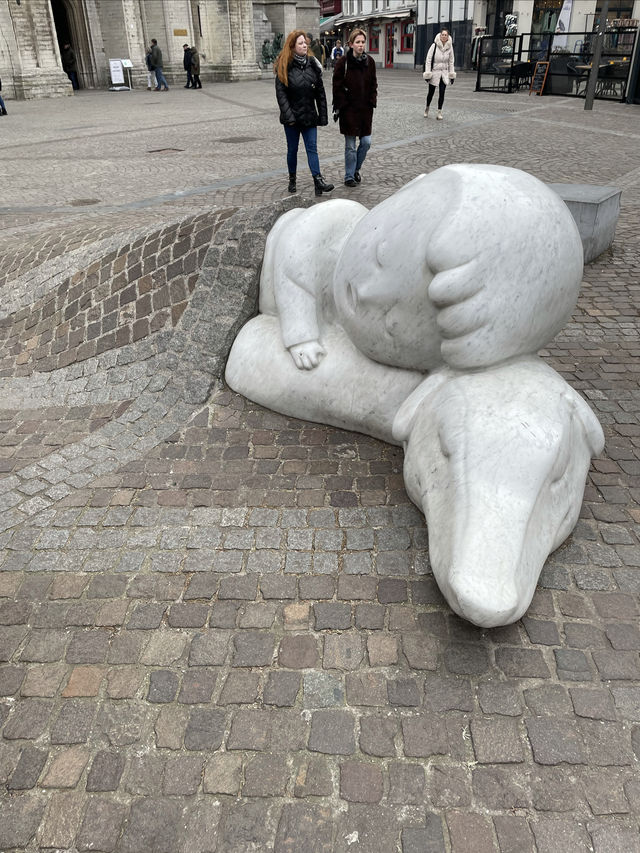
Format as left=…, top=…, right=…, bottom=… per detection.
left=289, top=340, right=326, bottom=370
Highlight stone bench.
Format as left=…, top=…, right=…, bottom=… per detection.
left=547, top=183, right=621, bottom=264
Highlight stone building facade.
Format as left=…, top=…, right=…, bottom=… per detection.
left=0, top=0, right=319, bottom=100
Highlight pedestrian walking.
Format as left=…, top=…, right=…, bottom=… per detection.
left=332, top=28, right=377, bottom=187
left=61, top=43, right=79, bottom=90
left=330, top=40, right=344, bottom=68
left=308, top=34, right=326, bottom=67
left=191, top=47, right=202, bottom=89
left=150, top=39, right=169, bottom=91
left=274, top=29, right=334, bottom=197
left=423, top=29, right=456, bottom=120
left=183, top=44, right=194, bottom=88
left=0, top=77, right=7, bottom=116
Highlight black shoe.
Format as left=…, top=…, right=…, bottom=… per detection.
left=344, top=178, right=357, bottom=187
left=185, top=85, right=191, bottom=88
left=354, top=171, right=361, bottom=183
left=288, top=173, right=297, bottom=193
left=313, top=174, right=334, bottom=196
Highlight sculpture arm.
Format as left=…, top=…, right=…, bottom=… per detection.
left=274, top=272, right=324, bottom=368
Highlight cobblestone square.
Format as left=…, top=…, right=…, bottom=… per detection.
left=1, top=71, right=639, bottom=851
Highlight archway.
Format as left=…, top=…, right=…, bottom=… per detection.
left=51, top=0, right=93, bottom=88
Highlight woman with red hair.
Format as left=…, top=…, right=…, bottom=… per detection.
left=274, top=30, right=334, bottom=197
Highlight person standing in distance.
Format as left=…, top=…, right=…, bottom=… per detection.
left=423, top=29, right=456, bottom=120
left=274, top=29, right=334, bottom=197
left=183, top=44, right=194, bottom=88
left=190, top=46, right=202, bottom=88
left=332, top=28, right=377, bottom=188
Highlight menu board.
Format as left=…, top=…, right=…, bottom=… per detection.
left=529, top=61, right=549, bottom=96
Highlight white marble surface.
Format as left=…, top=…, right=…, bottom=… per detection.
left=225, top=164, right=603, bottom=626
left=393, top=358, right=604, bottom=627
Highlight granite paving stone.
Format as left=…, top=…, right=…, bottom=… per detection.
left=2, top=71, right=640, bottom=852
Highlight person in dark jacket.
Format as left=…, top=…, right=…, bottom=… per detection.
left=190, top=47, right=202, bottom=89
left=150, top=39, right=169, bottom=91
left=332, top=28, right=377, bottom=187
left=61, top=43, right=79, bottom=90
left=183, top=44, right=194, bottom=88
left=274, top=29, right=334, bottom=197
left=0, top=77, right=7, bottom=116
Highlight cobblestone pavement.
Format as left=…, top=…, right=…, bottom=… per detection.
left=1, top=71, right=639, bottom=852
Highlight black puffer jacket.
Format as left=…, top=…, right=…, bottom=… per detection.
left=276, top=57, right=328, bottom=128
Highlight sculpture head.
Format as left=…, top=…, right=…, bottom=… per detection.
left=393, top=359, right=604, bottom=627
left=333, top=164, right=584, bottom=372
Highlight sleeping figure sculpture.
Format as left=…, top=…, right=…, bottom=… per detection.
left=226, top=164, right=604, bottom=628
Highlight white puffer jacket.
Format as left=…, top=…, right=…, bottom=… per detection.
left=423, top=34, right=456, bottom=87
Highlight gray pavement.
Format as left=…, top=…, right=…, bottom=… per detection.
left=0, top=70, right=640, bottom=852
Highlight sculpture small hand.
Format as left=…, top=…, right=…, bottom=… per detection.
left=289, top=340, right=326, bottom=370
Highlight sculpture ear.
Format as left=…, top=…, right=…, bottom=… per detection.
left=569, top=391, right=605, bottom=456
left=392, top=371, right=449, bottom=443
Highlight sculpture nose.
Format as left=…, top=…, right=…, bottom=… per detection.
left=447, top=569, right=521, bottom=629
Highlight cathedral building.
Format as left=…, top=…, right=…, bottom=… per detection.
left=0, top=0, right=320, bottom=99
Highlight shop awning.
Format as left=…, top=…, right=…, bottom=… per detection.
left=320, top=13, right=343, bottom=33
left=336, top=7, right=415, bottom=26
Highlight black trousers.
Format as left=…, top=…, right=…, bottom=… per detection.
left=427, top=79, right=446, bottom=110
left=192, top=74, right=202, bottom=88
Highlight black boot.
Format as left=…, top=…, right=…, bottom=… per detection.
left=313, top=174, right=334, bottom=197
left=288, top=173, right=296, bottom=193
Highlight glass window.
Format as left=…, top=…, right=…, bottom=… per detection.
left=400, top=20, right=414, bottom=52
left=370, top=25, right=380, bottom=52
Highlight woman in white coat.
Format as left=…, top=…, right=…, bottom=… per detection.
left=423, top=29, right=456, bottom=120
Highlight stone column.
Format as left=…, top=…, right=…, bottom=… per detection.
left=2, top=0, right=71, bottom=99
left=218, top=0, right=261, bottom=80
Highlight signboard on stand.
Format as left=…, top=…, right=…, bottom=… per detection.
left=109, top=59, right=133, bottom=91
left=109, top=59, right=125, bottom=85
left=529, top=61, right=550, bottom=95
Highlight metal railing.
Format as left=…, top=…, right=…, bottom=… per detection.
left=475, top=28, right=637, bottom=101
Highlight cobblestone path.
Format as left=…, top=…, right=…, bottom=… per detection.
left=1, top=72, right=639, bottom=852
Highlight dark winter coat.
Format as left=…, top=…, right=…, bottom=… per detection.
left=275, top=57, right=328, bottom=128
left=183, top=49, right=192, bottom=71
left=332, top=49, right=377, bottom=137
left=191, top=50, right=200, bottom=74
left=150, top=44, right=163, bottom=69
left=61, top=47, right=77, bottom=74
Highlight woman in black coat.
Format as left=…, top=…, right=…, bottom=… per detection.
left=274, top=29, right=334, bottom=196
left=332, top=28, right=377, bottom=187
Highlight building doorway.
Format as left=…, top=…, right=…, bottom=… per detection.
left=385, top=23, right=394, bottom=67
left=51, top=0, right=93, bottom=88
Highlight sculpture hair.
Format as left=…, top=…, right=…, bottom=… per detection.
left=274, top=29, right=308, bottom=86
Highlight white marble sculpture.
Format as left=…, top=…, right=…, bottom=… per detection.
left=226, top=164, right=604, bottom=627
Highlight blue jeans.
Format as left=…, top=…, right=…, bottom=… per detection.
left=344, top=134, right=371, bottom=180
left=284, top=125, right=320, bottom=176
left=155, top=67, right=169, bottom=89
